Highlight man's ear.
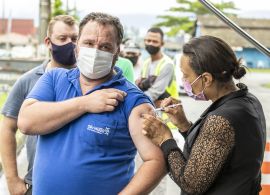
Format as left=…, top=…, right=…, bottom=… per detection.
left=44, top=37, right=51, bottom=48
left=161, top=40, right=164, bottom=47
left=116, top=46, right=120, bottom=60
left=202, top=72, right=213, bottom=88
left=112, top=47, right=120, bottom=66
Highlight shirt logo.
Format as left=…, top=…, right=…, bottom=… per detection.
left=87, top=125, right=110, bottom=136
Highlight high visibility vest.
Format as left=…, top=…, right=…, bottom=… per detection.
left=142, top=55, right=179, bottom=99
left=142, top=55, right=179, bottom=130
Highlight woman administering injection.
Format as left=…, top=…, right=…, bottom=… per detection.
left=142, top=36, right=266, bottom=195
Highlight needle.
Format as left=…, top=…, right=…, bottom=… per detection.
left=154, top=103, right=182, bottom=112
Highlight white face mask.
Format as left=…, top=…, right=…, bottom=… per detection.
left=77, top=47, right=114, bottom=79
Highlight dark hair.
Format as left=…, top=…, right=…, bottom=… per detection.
left=147, top=27, right=164, bottom=41
left=183, top=35, right=246, bottom=82
left=79, top=12, right=123, bottom=45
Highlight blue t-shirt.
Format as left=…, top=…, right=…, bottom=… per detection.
left=27, top=67, right=152, bottom=195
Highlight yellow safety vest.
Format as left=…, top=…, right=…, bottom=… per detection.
left=142, top=55, right=179, bottom=99
left=142, top=55, right=179, bottom=130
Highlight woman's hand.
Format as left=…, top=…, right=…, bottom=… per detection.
left=161, top=97, right=191, bottom=132
left=142, top=114, right=173, bottom=146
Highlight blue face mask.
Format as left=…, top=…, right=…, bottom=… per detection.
left=182, top=75, right=208, bottom=101
left=51, top=41, right=76, bottom=66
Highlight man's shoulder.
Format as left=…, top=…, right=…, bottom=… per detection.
left=123, top=82, right=152, bottom=102
left=15, top=63, right=45, bottom=86
left=116, top=57, right=133, bottom=70
left=162, top=54, right=174, bottom=64
left=20, top=61, right=46, bottom=79
left=117, top=57, right=132, bottom=65
left=46, top=67, right=73, bottom=79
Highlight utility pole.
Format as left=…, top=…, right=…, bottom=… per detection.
left=1, top=0, right=5, bottom=34
left=39, top=0, right=51, bottom=43
left=66, top=0, right=69, bottom=14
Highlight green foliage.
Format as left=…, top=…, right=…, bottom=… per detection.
left=51, top=0, right=79, bottom=21
left=52, top=0, right=67, bottom=17
left=156, top=0, right=237, bottom=36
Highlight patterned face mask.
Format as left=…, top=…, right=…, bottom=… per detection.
left=182, top=75, right=208, bottom=101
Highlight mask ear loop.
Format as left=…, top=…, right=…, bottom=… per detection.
left=190, top=75, right=202, bottom=86
left=191, top=48, right=207, bottom=93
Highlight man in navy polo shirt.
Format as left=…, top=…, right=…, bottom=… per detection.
left=18, top=12, right=166, bottom=195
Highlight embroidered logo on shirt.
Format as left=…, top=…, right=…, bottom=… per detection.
left=87, top=125, right=110, bottom=136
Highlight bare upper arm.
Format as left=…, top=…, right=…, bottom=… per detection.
left=128, top=103, right=164, bottom=161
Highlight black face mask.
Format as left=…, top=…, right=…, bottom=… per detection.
left=126, top=56, right=139, bottom=66
left=145, top=45, right=160, bottom=55
left=51, top=41, right=76, bottom=66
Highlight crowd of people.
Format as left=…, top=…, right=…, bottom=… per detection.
left=0, top=12, right=266, bottom=195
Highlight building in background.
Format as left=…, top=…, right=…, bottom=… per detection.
left=0, top=18, right=38, bottom=59
left=0, top=18, right=36, bottom=35
left=194, top=15, right=270, bottom=68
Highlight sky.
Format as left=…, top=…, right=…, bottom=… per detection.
left=1, top=0, right=270, bottom=28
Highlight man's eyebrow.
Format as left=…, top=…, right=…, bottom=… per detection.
left=100, top=41, right=113, bottom=46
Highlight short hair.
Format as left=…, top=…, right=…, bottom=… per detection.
left=47, top=15, right=76, bottom=37
left=79, top=12, right=123, bottom=45
left=147, top=27, right=164, bottom=41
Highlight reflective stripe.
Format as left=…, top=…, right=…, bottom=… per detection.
left=142, top=58, right=151, bottom=77
left=142, top=55, right=179, bottom=99
left=262, top=174, right=270, bottom=185
left=264, top=152, right=270, bottom=162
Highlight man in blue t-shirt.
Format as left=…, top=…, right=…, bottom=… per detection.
left=18, top=12, right=166, bottom=195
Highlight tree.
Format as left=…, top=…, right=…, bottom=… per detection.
left=156, top=0, right=237, bottom=36
left=52, top=0, right=66, bottom=17
left=51, top=0, right=79, bottom=21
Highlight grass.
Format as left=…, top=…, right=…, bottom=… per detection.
left=262, top=83, right=270, bottom=89
left=0, top=93, right=8, bottom=120
left=247, top=68, right=270, bottom=73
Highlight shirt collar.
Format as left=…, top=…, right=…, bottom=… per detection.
left=36, top=59, right=50, bottom=75
left=66, top=66, right=125, bottom=91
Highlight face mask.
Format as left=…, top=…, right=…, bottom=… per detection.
left=77, top=47, right=114, bottom=79
left=51, top=41, right=76, bottom=66
left=145, top=45, right=160, bottom=55
left=183, top=75, right=207, bottom=101
left=126, top=56, right=138, bottom=66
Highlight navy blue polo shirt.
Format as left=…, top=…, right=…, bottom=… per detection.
left=27, top=67, right=152, bottom=195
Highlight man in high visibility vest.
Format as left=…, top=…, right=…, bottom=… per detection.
left=136, top=27, right=179, bottom=107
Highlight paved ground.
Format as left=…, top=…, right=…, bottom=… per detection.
left=0, top=71, right=269, bottom=195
